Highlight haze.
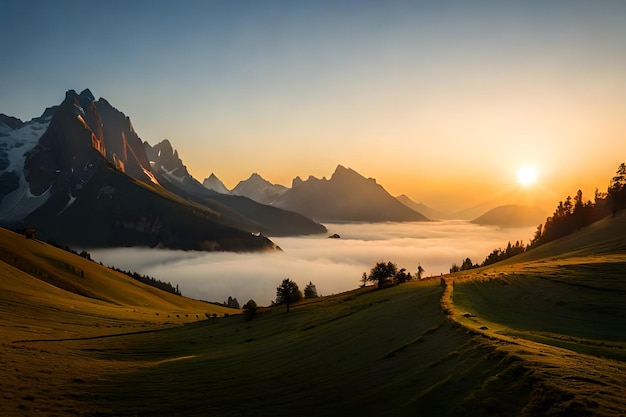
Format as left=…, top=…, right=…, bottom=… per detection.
left=2, top=1, right=626, bottom=211
left=89, top=222, right=535, bottom=305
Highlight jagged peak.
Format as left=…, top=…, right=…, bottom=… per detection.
left=330, top=164, right=364, bottom=181
left=0, top=113, right=24, bottom=129
left=79, top=89, right=95, bottom=102
left=154, top=139, right=174, bottom=157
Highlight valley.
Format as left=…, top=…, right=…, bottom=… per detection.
left=1, top=212, right=625, bottom=416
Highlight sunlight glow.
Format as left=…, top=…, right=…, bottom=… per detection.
left=516, top=166, right=538, bottom=187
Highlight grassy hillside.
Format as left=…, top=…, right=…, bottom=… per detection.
left=1, top=211, right=626, bottom=416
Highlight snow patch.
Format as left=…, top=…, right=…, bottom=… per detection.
left=0, top=118, right=50, bottom=173
left=161, top=166, right=185, bottom=183
left=59, top=193, right=77, bottom=214
left=0, top=172, right=50, bottom=222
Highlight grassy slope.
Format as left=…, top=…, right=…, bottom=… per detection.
left=448, top=211, right=626, bottom=416
left=1, top=211, right=626, bottom=416
left=0, top=227, right=241, bottom=416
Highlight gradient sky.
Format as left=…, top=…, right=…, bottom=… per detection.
left=2, top=0, right=626, bottom=212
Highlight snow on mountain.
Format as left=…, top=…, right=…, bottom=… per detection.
left=202, top=173, right=230, bottom=194
left=231, top=173, right=288, bottom=205
left=0, top=108, right=56, bottom=222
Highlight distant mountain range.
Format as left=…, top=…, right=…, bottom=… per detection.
left=471, top=204, right=547, bottom=228
left=395, top=194, right=443, bottom=220
left=231, top=173, right=289, bottom=205
left=0, top=89, right=325, bottom=251
left=203, top=166, right=430, bottom=222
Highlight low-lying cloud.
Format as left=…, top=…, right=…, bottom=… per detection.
left=89, top=221, right=535, bottom=306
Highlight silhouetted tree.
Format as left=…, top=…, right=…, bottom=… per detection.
left=243, top=299, right=257, bottom=321
left=304, top=281, right=319, bottom=298
left=368, top=261, right=397, bottom=288
left=276, top=278, right=302, bottom=313
left=225, top=296, right=240, bottom=309
left=394, top=268, right=412, bottom=284
left=361, top=272, right=368, bottom=288
left=417, top=264, right=425, bottom=279
left=460, top=258, right=478, bottom=271
left=450, top=263, right=460, bottom=273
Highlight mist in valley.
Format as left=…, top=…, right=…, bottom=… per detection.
left=89, top=221, right=535, bottom=306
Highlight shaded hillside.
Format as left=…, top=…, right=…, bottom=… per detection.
left=471, top=204, right=547, bottom=227
left=275, top=165, right=428, bottom=222
left=0, top=89, right=324, bottom=248
left=396, top=194, right=441, bottom=219
left=0, top=226, right=237, bottom=328
left=145, top=141, right=325, bottom=236
left=25, top=161, right=277, bottom=251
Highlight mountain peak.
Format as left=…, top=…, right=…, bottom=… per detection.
left=331, top=164, right=375, bottom=183
left=203, top=173, right=229, bottom=194
left=275, top=166, right=427, bottom=222
left=79, top=89, right=95, bottom=102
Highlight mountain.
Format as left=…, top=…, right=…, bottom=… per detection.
left=0, top=106, right=56, bottom=218
left=202, top=173, right=229, bottom=194
left=445, top=202, right=496, bottom=220
left=0, top=89, right=323, bottom=250
left=274, top=165, right=429, bottom=222
left=144, top=140, right=326, bottom=236
left=231, top=173, right=288, bottom=205
left=471, top=204, right=547, bottom=227
left=396, top=194, right=440, bottom=220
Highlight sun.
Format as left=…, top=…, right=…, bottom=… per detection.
left=516, top=165, right=538, bottom=187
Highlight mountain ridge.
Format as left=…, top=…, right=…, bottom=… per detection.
left=274, top=165, right=429, bottom=222
left=0, top=89, right=324, bottom=249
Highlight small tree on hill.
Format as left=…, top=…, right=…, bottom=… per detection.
left=395, top=268, right=412, bottom=284
left=276, top=278, right=302, bottom=313
left=243, top=299, right=257, bottom=321
left=361, top=272, right=368, bottom=288
left=368, top=261, right=397, bottom=288
left=304, top=281, right=318, bottom=298
left=417, top=264, right=425, bottom=279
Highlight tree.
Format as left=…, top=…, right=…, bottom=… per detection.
left=243, top=299, right=257, bottom=321
left=394, top=268, right=412, bottom=284
left=417, top=264, right=425, bottom=279
left=367, top=261, right=397, bottom=288
left=225, top=296, right=240, bottom=309
left=361, top=272, right=368, bottom=288
left=304, top=281, right=318, bottom=298
left=276, top=278, right=302, bottom=313
left=460, top=258, right=477, bottom=271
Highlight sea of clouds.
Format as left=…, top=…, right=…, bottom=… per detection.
left=89, top=221, right=535, bottom=306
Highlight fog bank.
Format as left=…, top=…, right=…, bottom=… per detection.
left=89, top=221, right=534, bottom=306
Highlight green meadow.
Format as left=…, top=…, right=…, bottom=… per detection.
left=2, top=213, right=626, bottom=416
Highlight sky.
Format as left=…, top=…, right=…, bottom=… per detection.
left=2, top=0, right=626, bottom=212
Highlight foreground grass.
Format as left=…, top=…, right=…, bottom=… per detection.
left=13, top=281, right=542, bottom=417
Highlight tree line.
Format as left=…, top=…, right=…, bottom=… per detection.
left=450, top=162, right=626, bottom=272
